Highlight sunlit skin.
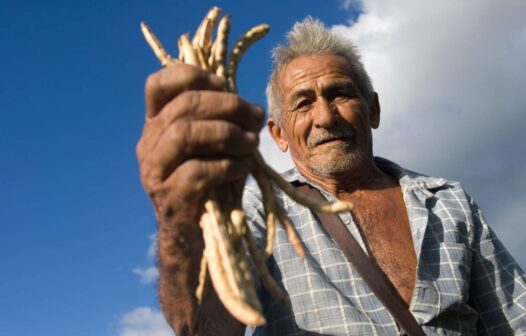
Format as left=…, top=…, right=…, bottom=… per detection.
left=268, top=54, right=385, bottom=194
left=268, top=54, right=417, bottom=305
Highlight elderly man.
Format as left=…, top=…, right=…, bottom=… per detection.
left=137, top=18, right=526, bottom=335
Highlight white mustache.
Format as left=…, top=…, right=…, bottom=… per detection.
left=307, top=127, right=355, bottom=147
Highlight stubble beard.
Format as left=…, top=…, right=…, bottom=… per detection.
left=306, top=142, right=367, bottom=176
left=301, top=125, right=369, bottom=176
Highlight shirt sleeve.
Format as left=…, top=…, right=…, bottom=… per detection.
left=467, top=198, right=526, bottom=334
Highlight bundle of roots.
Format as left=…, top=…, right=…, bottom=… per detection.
left=141, top=7, right=354, bottom=327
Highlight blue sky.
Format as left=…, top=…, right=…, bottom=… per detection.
left=1, top=0, right=525, bottom=335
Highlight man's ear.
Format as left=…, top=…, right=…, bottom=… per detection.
left=267, top=118, right=289, bottom=152
left=369, top=92, right=381, bottom=129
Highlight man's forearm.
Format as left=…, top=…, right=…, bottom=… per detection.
left=157, top=223, right=202, bottom=334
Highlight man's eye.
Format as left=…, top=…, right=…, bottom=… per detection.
left=295, top=100, right=312, bottom=111
left=333, top=92, right=352, bottom=102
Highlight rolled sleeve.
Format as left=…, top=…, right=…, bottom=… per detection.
left=468, top=198, right=526, bottom=334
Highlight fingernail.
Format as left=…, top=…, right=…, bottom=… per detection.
left=209, top=74, right=226, bottom=88
left=244, top=131, right=259, bottom=146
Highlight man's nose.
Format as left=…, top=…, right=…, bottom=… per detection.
left=313, top=99, right=339, bottom=128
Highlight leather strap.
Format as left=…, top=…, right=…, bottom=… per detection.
left=297, top=184, right=426, bottom=336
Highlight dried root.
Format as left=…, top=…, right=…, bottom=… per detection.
left=140, top=22, right=175, bottom=67
left=179, top=33, right=199, bottom=67
left=195, top=254, right=208, bottom=303
left=213, top=15, right=230, bottom=78
left=141, top=7, right=354, bottom=327
left=192, top=7, right=221, bottom=55
left=226, top=24, right=269, bottom=93
left=201, top=208, right=265, bottom=326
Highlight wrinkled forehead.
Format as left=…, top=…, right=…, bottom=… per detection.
left=277, top=54, right=355, bottom=97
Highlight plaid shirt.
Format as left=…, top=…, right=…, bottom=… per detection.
left=242, top=157, right=526, bottom=335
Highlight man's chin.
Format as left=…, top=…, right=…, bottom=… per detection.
left=307, top=150, right=364, bottom=176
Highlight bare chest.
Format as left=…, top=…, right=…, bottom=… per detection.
left=344, top=190, right=417, bottom=305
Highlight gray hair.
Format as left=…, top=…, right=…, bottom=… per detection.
left=266, top=17, right=374, bottom=123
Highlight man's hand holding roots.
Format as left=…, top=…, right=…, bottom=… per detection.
left=139, top=7, right=353, bottom=327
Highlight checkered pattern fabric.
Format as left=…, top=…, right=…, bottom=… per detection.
left=242, top=157, right=526, bottom=335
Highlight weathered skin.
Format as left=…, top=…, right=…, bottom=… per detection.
left=268, top=54, right=417, bottom=305
left=136, top=63, right=263, bottom=335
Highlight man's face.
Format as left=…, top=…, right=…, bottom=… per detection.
left=269, top=54, right=379, bottom=177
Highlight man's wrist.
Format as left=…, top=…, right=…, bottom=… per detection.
left=158, top=222, right=203, bottom=266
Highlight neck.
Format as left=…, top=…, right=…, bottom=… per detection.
left=294, top=156, right=398, bottom=197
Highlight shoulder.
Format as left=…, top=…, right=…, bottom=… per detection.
left=375, top=156, right=468, bottom=195
left=377, top=156, right=477, bottom=222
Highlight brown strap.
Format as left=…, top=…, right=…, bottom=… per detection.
left=297, top=184, right=426, bottom=336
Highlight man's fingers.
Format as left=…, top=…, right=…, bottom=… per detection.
left=145, top=65, right=225, bottom=119
left=175, top=157, right=253, bottom=195
left=152, top=157, right=253, bottom=219
left=143, top=120, right=258, bottom=182
left=156, top=90, right=265, bottom=133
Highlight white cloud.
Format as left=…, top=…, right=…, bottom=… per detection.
left=132, top=266, right=159, bottom=284
left=331, top=0, right=526, bottom=267
left=118, top=307, right=173, bottom=336
left=339, top=0, right=362, bottom=12
left=146, top=233, right=158, bottom=259
left=131, top=233, right=160, bottom=284
left=258, top=127, right=295, bottom=173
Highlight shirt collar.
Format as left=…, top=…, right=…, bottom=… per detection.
left=280, top=156, right=450, bottom=192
